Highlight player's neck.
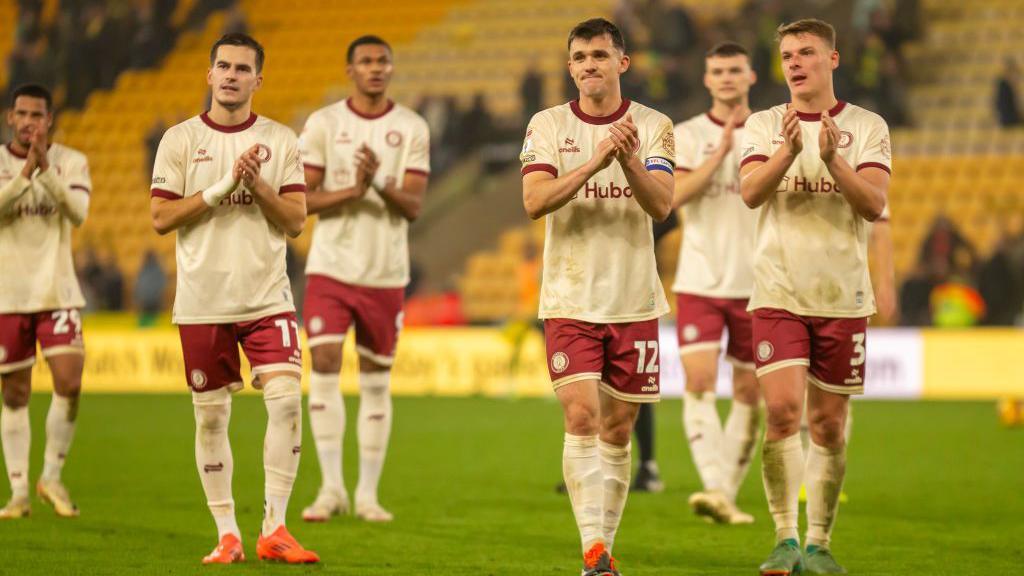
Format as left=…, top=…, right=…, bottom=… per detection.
left=578, top=92, right=624, bottom=118
left=349, top=92, right=390, bottom=116
left=790, top=90, right=838, bottom=115
left=709, top=100, right=750, bottom=124
left=207, top=102, right=253, bottom=127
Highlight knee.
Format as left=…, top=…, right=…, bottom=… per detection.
left=685, top=369, right=717, bottom=393
left=600, top=410, right=635, bottom=446
left=564, top=402, right=599, bottom=436
left=311, top=346, right=342, bottom=373
left=264, top=375, right=302, bottom=416
left=764, top=398, right=801, bottom=436
left=732, top=371, right=760, bottom=405
left=1, top=374, right=31, bottom=409
left=193, top=389, right=231, bottom=433
left=808, top=409, right=846, bottom=448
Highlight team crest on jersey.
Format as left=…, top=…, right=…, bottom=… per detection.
left=682, top=324, right=699, bottom=342
left=838, top=131, right=853, bottom=148
left=309, top=316, right=324, bottom=334
left=254, top=144, right=272, bottom=163
left=880, top=135, right=891, bottom=160
left=662, top=130, right=675, bottom=158
left=756, top=341, right=774, bottom=362
left=551, top=352, right=569, bottom=374
left=386, top=130, right=403, bottom=147
left=191, top=369, right=208, bottom=390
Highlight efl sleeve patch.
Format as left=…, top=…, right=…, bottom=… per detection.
left=645, top=156, right=674, bottom=175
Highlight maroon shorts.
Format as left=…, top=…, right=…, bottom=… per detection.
left=675, top=293, right=754, bottom=367
left=303, top=274, right=405, bottom=366
left=178, top=312, right=303, bottom=393
left=544, top=318, right=661, bottom=403
left=751, top=308, right=868, bottom=395
left=0, top=310, right=84, bottom=374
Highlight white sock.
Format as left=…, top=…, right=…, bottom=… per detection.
left=308, top=370, right=345, bottom=494
left=598, top=440, right=631, bottom=552
left=193, top=389, right=239, bottom=539
left=563, top=433, right=604, bottom=552
left=262, top=375, right=302, bottom=535
left=721, top=400, right=759, bottom=502
left=355, top=371, right=392, bottom=507
left=805, top=441, right=846, bottom=548
left=1, top=405, right=30, bottom=499
left=761, top=433, right=803, bottom=542
left=42, top=393, right=78, bottom=482
left=683, top=391, right=724, bottom=492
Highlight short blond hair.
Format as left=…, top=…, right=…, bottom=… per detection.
left=776, top=18, right=836, bottom=49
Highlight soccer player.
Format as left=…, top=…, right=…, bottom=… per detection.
left=297, top=35, right=429, bottom=524
left=149, top=33, right=318, bottom=564
left=739, top=19, right=891, bottom=575
left=521, top=18, right=675, bottom=575
left=0, top=84, right=89, bottom=519
left=671, top=41, right=760, bottom=525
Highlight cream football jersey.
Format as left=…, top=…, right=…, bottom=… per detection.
left=672, top=112, right=755, bottom=298
left=151, top=112, right=306, bottom=324
left=520, top=99, right=673, bottom=323
left=300, top=99, right=430, bottom=288
left=0, top=143, right=89, bottom=313
left=740, top=101, right=892, bottom=318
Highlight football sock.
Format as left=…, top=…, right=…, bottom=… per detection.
left=355, top=371, right=392, bottom=507
left=42, top=393, right=78, bottom=482
left=805, top=440, right=846, bottom=548
left=1, top=404, right=29, bottom=499
left=721, top=399, right=759, bottom=502
left=193, top=389, right=239, bottom=539
left=634, top=403, right=654, bottom=465
left=599, top=439, right=631, bottom=552
left=262, top=376, right=302, bottom=535
left=563, top=433, right=604, bottom=552
left=683, top=391, right=724, bottom=492
left=762, top=433, right=803, bottom=542
left=308, top=371, right=345, bottom=493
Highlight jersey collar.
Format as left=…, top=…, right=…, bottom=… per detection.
left=570, top=98, right=631, bottom=125
left=200, top=111, right=258, bottom=133
left=706, top=111, right=747, bottom=128
left=346, top=98, right=395, bottom=120
left=5, top=143, right=29, bottom=159
left=792, top=100, right=847, bottom=121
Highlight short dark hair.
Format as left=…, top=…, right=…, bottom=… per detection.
left=776, top=18, right=837, bottom=49
left=567, top=18, right=625, bottom=53
left=347, top=35, right=392, bottom=63
left=10, top=83, right=52, bottom=112
left=706, top=41, right=749, bottom=59
left=210, top=33, right=265, bottom=72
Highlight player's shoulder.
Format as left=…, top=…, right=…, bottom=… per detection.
left=254, top=115, right=299, bottom=142
left=528, top=103, right=568, bottom=127
left=391, top=103, right=429, bottom=131
left=49, top=142, right=87, bottom=163
left=752, top=104, right=787, bottom=123
left=674, top=111, right=713, bottom=133
left=628, top=100, right=672, bottom=127
left=839, top=102, right=888, bottom=131
left=306, top=99, right=347, bottom=125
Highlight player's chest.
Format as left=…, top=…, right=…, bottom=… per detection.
left=0, top=161, right=65, bottom=221
left=325, top=122, right=406, bottom=169
left=185, top=134, right=284, bottom=184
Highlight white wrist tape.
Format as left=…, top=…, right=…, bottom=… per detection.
left=201, top=172, right=238, bottom=207
left=371, top=173, right=389, bottom=193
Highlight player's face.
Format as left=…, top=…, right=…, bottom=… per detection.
left=347, top=44, right=394, bottom=96
left=568, top=34, right=629, bottom=100
left=207, top=45, right=263, bottom=110
left=779, top=33, right=838, bottom=99
left=6, top=96, right=52, bottom=148
left=704, top=55, right=756, bottom=104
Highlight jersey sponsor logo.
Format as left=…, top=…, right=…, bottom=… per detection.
left=786, top=175, right=841, bottom=194
left=308, top=316, right=324, bottom=334
left=582, top=181, right=632, bottom=199
left=254, top=144, right=272, bottom=163
left=152, top=176, right=166, bottom=184
left=191, top=369, right=208, bottom=390
left=641, top=376, right=659, bottom=392
left=9, top=203, right=57, bottom=218
left=741, top=145, right=756, bottom=157
left=336, top=131, right=353, bottom=144
left=521, top=154, right=536, bottom=163
left=844, top=367, right=863, bottom=385
left=559, top=137, right=581, bottom=153
left=551, top=351, right=569, bottom=374
left=880, top=135, right=891, bottom=160
left=193, top=148, right=213, bottom=164
left=838, top=131, right=853, bottom=148
left=756, top=340, right=774, bottom=362
left=221, top=189, right=255, bottom=205
left=682, top=324, right=699, bottom=342
left=386, top=130, right=403, bottom=147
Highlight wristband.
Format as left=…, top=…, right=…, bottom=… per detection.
left=371, top=173, right=389, bottom=193
left=201, top=172, right=238, bottom=207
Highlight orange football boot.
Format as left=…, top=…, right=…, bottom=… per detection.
left=202, top=533, right=245, bottom=564
left=256, top=525, right=320, bottom=564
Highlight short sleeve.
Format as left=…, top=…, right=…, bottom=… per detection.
left=150, top=128, right=185, bottom=199
left=855, top=116, right=892, bottom=175
left=404, top=118, right=431, bottom=176
left=739, top=111, right=772, bottom=169
left=66, top=151, right=91, bottom=195
left=643, top=116, right=675, bottom=175
left=279, top=131, right=307, bottom=195
left=520, top=112, right=558, bottom=177
left=298, top=112, right=327, bottom=172
left=673, top=121, right=699, bottom=172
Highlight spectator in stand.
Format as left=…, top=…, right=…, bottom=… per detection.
left=978, top=216, right=1024, bottom=325
left=995, top=57, right=1021, bottom=127
left=134, top=249, right=166, bottom=326
left=519, top=60, right=543, bottom=126
left=918, top=215, right=977, bottom=281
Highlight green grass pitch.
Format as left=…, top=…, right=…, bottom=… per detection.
left=1, top=395, right=1021, bottom=575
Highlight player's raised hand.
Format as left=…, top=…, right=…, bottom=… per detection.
left=609, top=113, right=640, bottom=162
left=29, top=126, right=49, bottom=172
left=717, top=108, right=740, bottom=156
left=782, top=107, right=802, bottom=156
left=237, top=146, right=263, bottom=188
left=354, top=144, right=379, bottom=193
left=589, top=137, right=617, bottom=173
left=819, top=109, right=840, bottom=163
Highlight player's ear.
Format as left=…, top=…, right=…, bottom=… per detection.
left=831, top=50, right=839, bottom=71
left=618, top=53, right=630, bottom=74
left=206, top=67, right=213, bottom=88
left=749, top=69, right=758, bottom=86
left=253, top=73, right=263, bottom=92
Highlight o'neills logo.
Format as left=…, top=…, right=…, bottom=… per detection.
left=559, top=137, right=580, bottom=153
left=583, top=181, right=632, bottom=199
left=787, top=176, right=841, bottom=194
left=193, top=148, right=213, bottom=163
